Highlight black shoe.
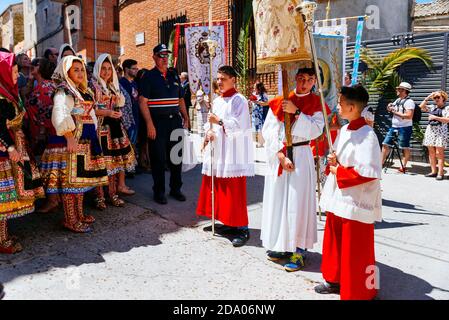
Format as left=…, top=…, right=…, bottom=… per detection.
left=436, top=175, right=444, bottom=181
left=314, top=281, right=340, bottom=294
left=425, top=172, right=437, bottom=178
left=154, top=194, right=168, bottom=205
left=0, top=282, right=4, bottom=300
left=232, top=229, right=250, bottom=247
left=203, top=224, right=239, bottom=234
left=169, top=191, right=186, bottom=202
left=266, top=250, right=293, bottom=261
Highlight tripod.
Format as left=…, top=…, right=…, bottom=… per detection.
left=383, top=131, right=405, bottom=173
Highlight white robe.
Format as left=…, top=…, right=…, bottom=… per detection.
left=201, top=92, right=255, bottom=178
left=260, top=103, right=325, bottom=252
left=319, top=124, right=382, bottom=224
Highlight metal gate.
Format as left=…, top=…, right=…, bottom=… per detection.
left=347, top=32, right=449, bottom=161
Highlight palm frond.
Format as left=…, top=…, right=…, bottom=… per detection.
left=361, top=47, right=433, bottom=96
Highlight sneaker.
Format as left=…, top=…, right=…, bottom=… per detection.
left=266, top=251, right=292, bottom=261
left=284, top=253, right=305, bottom=272
left=314, top=281, right=340, bottom=294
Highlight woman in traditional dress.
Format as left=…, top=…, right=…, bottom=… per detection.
left=45, top=55, right=108, bottom=233
left=57, top=43, right=76, bottom=64
left=90, top=53, right=136, bottom=210
left=0, top=52, right=45, bottom=253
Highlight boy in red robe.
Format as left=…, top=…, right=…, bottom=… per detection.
left=315, top=85, right=382, bottom=300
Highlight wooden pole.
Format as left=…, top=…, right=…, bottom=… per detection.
left=281, top=66, right=293, bottom=163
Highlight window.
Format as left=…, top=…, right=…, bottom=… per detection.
left=158, top=12, right=187, bottom=72
left=113, top=3, right=119, bottom=31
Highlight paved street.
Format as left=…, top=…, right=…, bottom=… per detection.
left=0, top=143, right=448, bottom=300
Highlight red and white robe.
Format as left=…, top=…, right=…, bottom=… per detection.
left=260, top=91, right=327, bottom=252
left=319, top=117, right=382, bottom=300
left=196, top=88, right=255, bottom=227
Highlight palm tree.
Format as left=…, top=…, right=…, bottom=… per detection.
left=360, top=47, right=433, bottom=100
left=235, top=0, right=253, bottom=96
left=360, top=47, right=433, bottom=143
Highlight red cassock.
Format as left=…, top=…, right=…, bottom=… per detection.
left=321, top=117, right=378, bottom=300
left=196, top=176, right=248, bottom=227
left=196, top=88, right=253, bottom=228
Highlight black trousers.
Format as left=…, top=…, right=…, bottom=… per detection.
left=149, top=113, right=183, bottom=196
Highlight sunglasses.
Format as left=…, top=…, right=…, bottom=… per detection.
left=434, top=96, right=441, bottom=99
left=157, top=54, right=169, bottom=58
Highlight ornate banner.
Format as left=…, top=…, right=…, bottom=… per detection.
left=184, top=22, right=228, bottom=95
left=278, top=34, right=345, bottom=111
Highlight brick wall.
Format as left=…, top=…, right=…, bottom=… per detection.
left=70, top=0, right=120, bottom=63
left=119, top=0, right=229, bottom=69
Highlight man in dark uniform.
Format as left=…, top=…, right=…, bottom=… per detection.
left=139, top=44, right=190, bottom=204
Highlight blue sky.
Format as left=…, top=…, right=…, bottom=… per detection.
left=0, top=0, right=22, bottom=14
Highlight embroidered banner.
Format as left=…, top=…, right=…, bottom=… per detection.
left=184, top=22, right=228, bottom=95
left=278, top=34, right=345, bottom=112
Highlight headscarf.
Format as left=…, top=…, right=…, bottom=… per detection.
left=92, top=53, right=121, bottom=96
left=57, top=43, right=76, bottom=64
left=0, top=52, right=19, bottom=104
left=52, top=55, right=89, bottom=101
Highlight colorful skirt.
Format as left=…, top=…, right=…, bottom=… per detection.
left=98, top=117, right=136, bottom=176
left=0, top=130, right=45, bottom=221
left=40, top=123, right=108, bottom=194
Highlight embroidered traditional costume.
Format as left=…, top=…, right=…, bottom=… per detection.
left=45, top=55, right=107, bottom=233
left=0, top=52, right=44, bottom=253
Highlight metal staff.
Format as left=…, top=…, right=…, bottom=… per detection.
left=297, top=1, right=333, bottom=151
left=203, top=0, right=219, bottom=236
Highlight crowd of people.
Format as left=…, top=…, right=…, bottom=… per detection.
left=0, top=42, right=193, bottom=253
left=1, top=41, right=448, bottom=301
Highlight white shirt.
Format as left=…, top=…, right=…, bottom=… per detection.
left=392, top=97, right=415, bottom=128
left=320, top=123, right=382, bottom=224
left=202, top=92, right=255, bottom=178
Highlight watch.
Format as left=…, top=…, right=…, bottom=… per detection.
left=294, top=109, right=301, bottom=116
left=7, top=145, right=16, bottom=153
left=218, top=119, right=224, bottom=126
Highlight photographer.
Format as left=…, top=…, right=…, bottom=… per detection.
left=419, top=90, right=449, bottom=180
left=381, top=82, right=415, bottom=173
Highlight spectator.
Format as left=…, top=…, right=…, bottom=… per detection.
left=26, top=58, right=56, bottom=157
left=135, top=68, right=151, bottom=172
left=249, top=82, right=269, bottom=147
left=362, top=106, right=375, bottom=127
left=180, top=72, right=192, bottom=130
left=120, top=59, right=140, bottom=146
left=44, top=47, right=59, bottom=65
left=344, top=72, right=352, bottom=87
left=57, top=43, right=76, bottom=63
left=138, top=44, right=189, bottom=204
left=86, top=61, right=96, bottom=81
left=419, top=90, right=449, bottom=180
left=16, top=53, right=33, bottom=103
left=90, top=53, right=137, bottom=209
left=381, top=82, right=415, bottom=173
